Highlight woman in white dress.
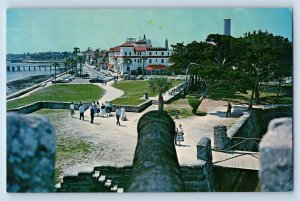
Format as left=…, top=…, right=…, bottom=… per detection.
left=100, top=103, right=106, bottom=117
left=120, top=107, right=127, bottom=121
left=175, top=124, right=184, bottom=146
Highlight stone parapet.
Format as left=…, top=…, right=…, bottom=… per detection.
left=259, top=117, right=293, bottom=192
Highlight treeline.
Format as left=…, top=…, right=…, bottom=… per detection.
left=169, top=30, right=292, bottom=108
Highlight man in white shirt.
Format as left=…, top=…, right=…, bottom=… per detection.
left=79, top=103, right=85, bottom=121
left=70, top=102, right=75, bottom=118
left=115, top=107, right=121, bottom=126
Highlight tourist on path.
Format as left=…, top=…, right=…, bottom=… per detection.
left=70, top=102, right=75, bottom=118
left=121, top=107, right=127, bottom=121
left=226, top=101, right=232, bottom=117
left=92, top=102, right=97, bottom=116
left=175, top=124, right=184, bottom=146
left=79, top=103, right=85, bottom=121
left=90, top=104, right=95, bottom=124
left=100, top=103, right=106, bottom=117
left=96, top=101, right=100, bottom=116
left=115, top=107, right=121, bottom=126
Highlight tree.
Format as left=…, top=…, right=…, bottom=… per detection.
left=52, top=62, right=60, bottom=83
left=148, top=77, right=172, bottom=111
left=78, top=56, right=84, bottom=77
left=140, top=56, right=148, bottom=76
left=73, top=47, right=80, bottom=74
left=94, top=49, right=100, bottom=67
left=123, top=57, right=132, bottom=74
left=237, top=31, right=292, bottom=108
left=169, top=36, right=240, bottom=106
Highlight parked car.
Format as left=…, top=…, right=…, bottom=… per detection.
left=89, top=77, right=105, bottom=83
left=52, top=79, right=69, bottom=83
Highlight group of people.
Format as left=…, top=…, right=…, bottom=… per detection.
left=69, top=101, right=127, bottom=125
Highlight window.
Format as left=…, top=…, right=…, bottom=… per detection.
left=168, top=52, right=169, bottom=56
left=161, top=59, right=164, bottom=63
left=155, top=52, right=157, bottom=55
left=125, top=52, right=127, bottom=56
left=149, top=52, right=152, bottom=56
left=162, top=52, right=164, bottom=56
left=129, top=52, right=131, bottom=56
left=149, top=59, right=152, bottom=64
left=134, top=59, right=136, bottom=62
left=155, top=59, right=157, bottom=62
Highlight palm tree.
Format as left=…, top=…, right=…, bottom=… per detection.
left=78, top=56, right=84, bottom=77
left=52, top=62, right=60, bottom=84
left=148, top=77, right=172, bottom=111
left=73, top=47, right=80, bottom=73
left=140, top=56, right=148, bottom=76
left=64, top=59, right=71, bottom=73
left=94, top=49, right=100, bottom=67
left=123, top=57, right=132, bottom=74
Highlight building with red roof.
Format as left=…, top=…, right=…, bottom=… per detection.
left=107, top=35, right=172, bottom=74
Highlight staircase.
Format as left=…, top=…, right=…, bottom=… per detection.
left=55, top=167, right=127, bottom=193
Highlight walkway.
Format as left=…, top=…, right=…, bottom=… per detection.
left=95, top=81, right=124, bottom=104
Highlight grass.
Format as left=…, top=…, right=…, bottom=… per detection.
left=112, top=80, right=183, bottom=105
left=165, top=83, right=292, bottom=119
left=7, top=84, right=104, bottom=110
left=34, top=109, right=94, bottom=184
left=165, top=98, right=207, bottom=119
left=208, top=84, right=292, bottom=105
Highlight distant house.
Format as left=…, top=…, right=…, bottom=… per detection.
left=107, top=35, right=172, bottom=74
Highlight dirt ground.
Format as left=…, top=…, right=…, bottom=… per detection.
left=36, top=99, right=248, bottom=183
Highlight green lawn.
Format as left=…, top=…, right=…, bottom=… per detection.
left=7, top=84, right=104, bottom=109
left=209, top=84, right=292, bottom=105
left=112, top=80, right=183, bottom=105
left=165, top=83, right=292, bottom=119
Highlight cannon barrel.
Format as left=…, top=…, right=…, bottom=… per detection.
left=127, top=111, right=185, bottom=192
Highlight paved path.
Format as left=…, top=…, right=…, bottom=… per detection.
left=96, top=81, right=124, bottom=104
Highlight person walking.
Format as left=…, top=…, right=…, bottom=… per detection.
left=115, top=107, right=121, bottom=126
left=92, top=102, right=97, bottom=116
left=96, top=101, right=100, bottom=116
left=226, top=101, right=232, bottom=117
left=79, top=103, right=85, bottom=121
left=90, top=104, right=95, bottom=124
left=175, top=124, right=184, bottom=146
left=70, top=102, right=75, bottom=118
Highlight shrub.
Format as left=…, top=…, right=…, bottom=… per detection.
left=188, top=98, right=201, bottom=114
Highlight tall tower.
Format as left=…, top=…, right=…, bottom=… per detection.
left=224, top=18, right=231, bottom=36
left=165, top=38, right=169, bottom=50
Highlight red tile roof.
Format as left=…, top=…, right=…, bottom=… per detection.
left=134, top=47, right=147, bottom=51
left=120, top=42, right=134, bottom=47
left=145, top=65, right=168, bottom=71
left=110, top=46, right=121, bottom=52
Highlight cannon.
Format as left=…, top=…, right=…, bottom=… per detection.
left=127, top=111, right=185, bottom=192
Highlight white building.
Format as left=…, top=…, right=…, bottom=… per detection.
left=107, top=35, right=172, bottom=74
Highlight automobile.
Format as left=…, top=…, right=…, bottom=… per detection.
left=89, top=77, right=105, bottom=83
left=52, top=79, right=69, bottom=83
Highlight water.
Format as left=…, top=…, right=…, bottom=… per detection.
left=6, top=71, right=54, bottom=82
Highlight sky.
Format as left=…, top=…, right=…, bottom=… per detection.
left=6, top=8, right=292, bottom=54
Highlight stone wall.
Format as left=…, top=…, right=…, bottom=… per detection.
left=8, top=102, right=93, bottom=114
left=112, top=100, right=152, bottom=113
left=259, top=118, right=293, bottom=191
left=7, top=113, right=56, bottom=192
left=8, top=100, right=153, bottom=114
left=225, top=105, right=292, bottom=151
left=56, top=165, right=216, bottom=192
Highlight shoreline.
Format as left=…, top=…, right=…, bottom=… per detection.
left=6, top=75, right=53, bottom=96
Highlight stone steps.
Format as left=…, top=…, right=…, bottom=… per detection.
left=55, top=168, right=125, bottom=193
